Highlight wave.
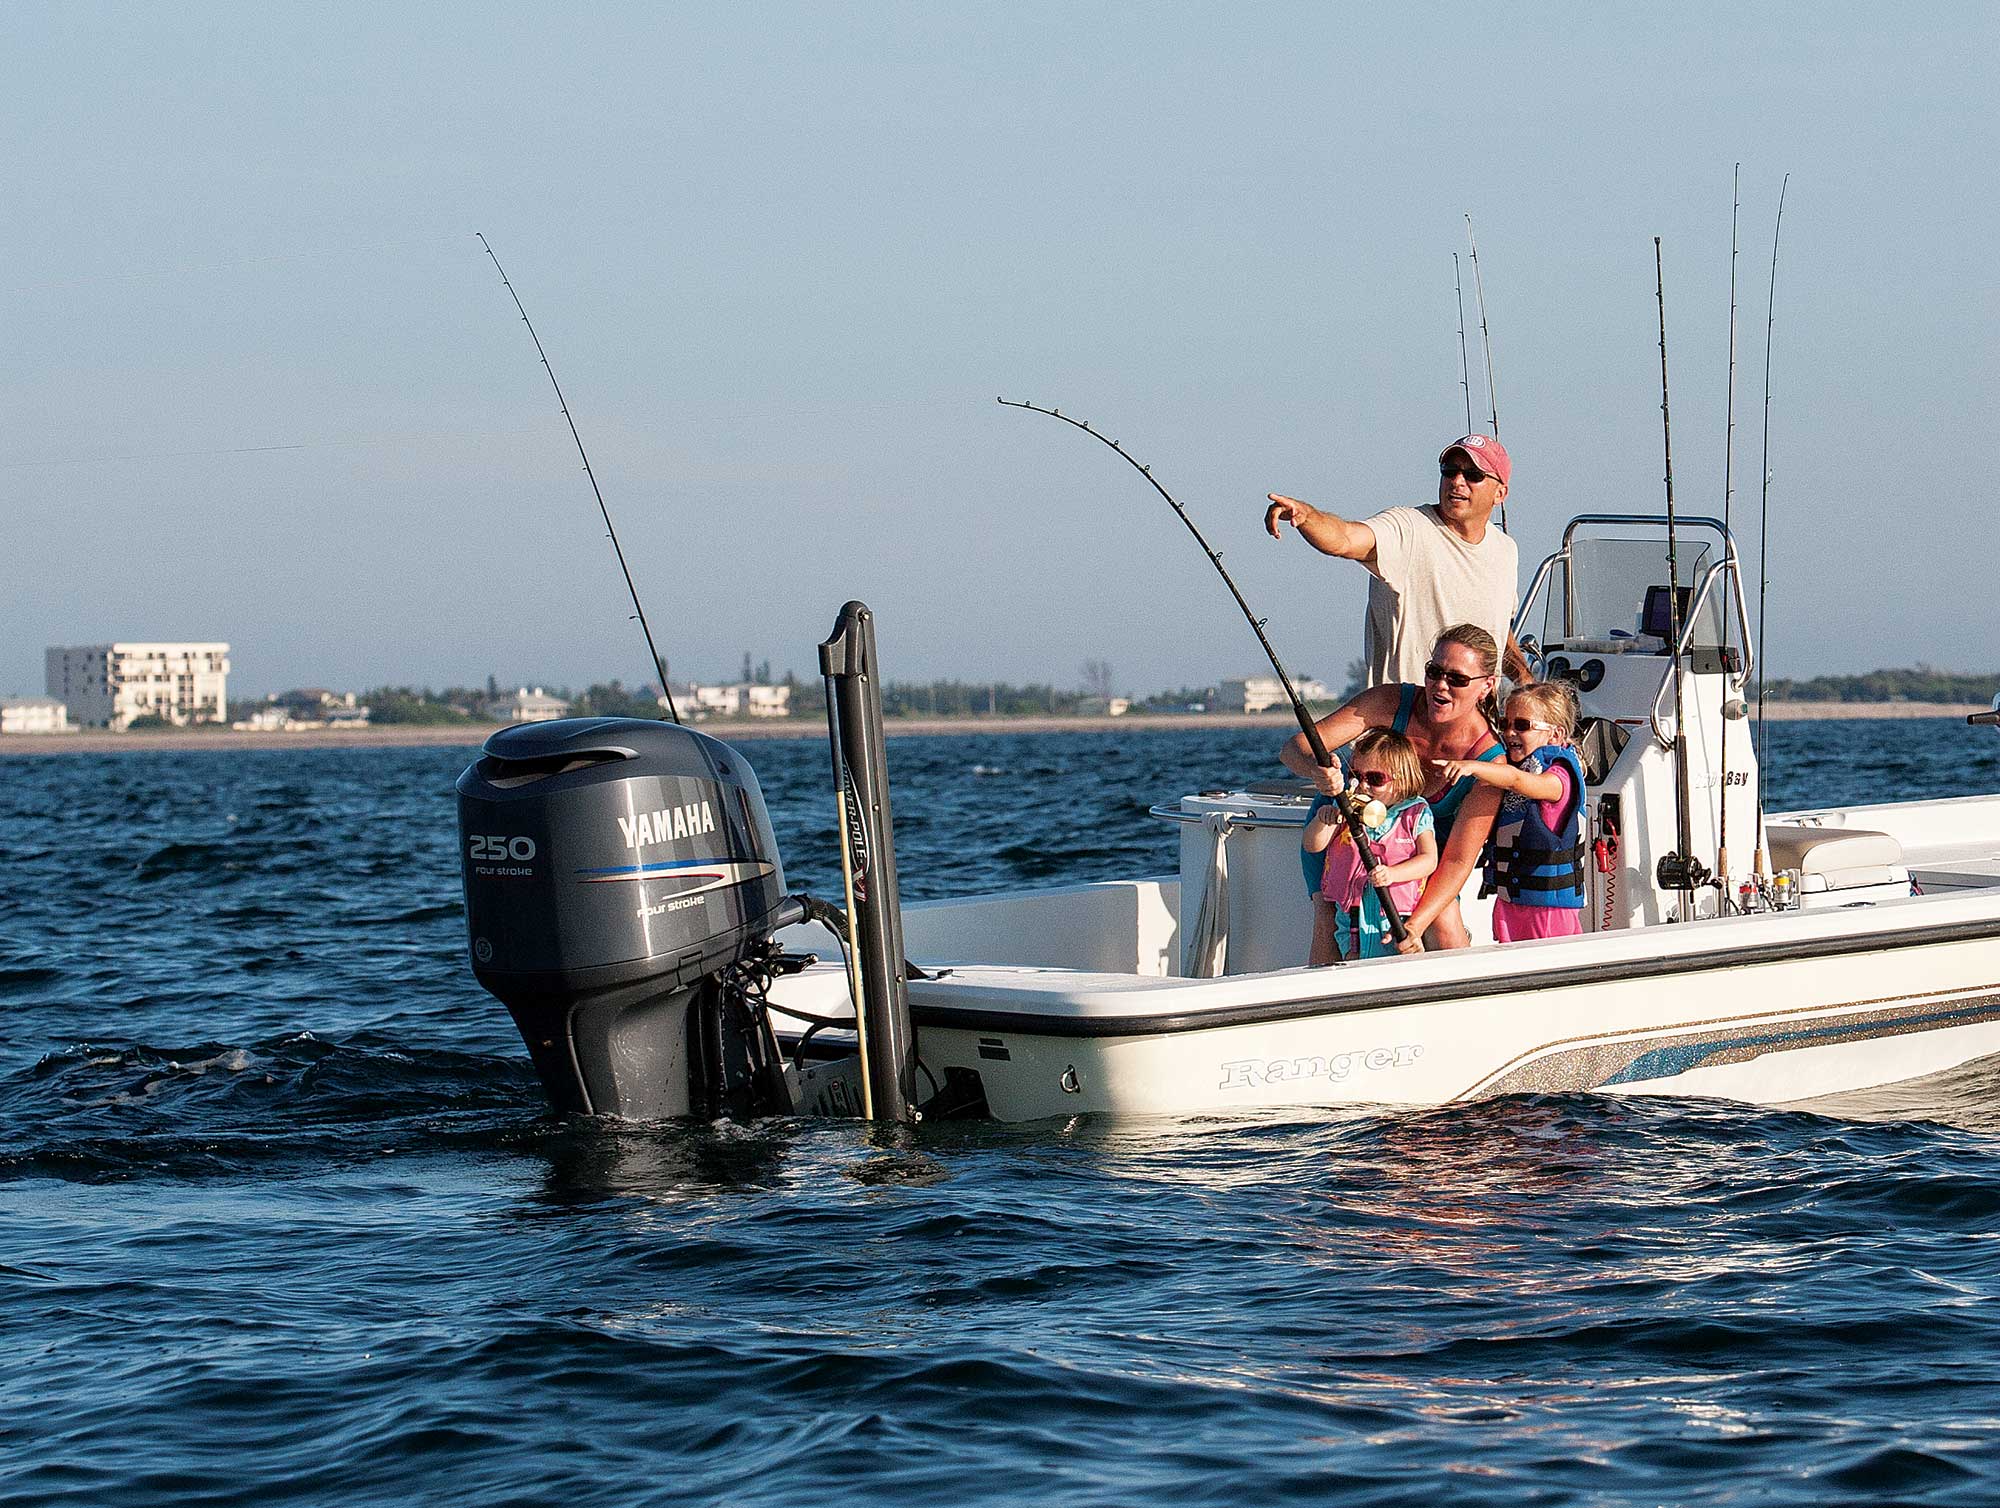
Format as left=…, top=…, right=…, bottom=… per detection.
left=0, top=1034, right=540, bottom=1181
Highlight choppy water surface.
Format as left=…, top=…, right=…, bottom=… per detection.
left=4, top=721, right=2000, bottom=1505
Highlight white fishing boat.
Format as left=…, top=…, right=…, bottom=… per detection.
left=750, top=513, right=2000, bottom=1121
left=457, top=513, right=2000, bottom=1124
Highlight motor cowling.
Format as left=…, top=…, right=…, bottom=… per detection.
left=457, top=716, right=794, bottom=1119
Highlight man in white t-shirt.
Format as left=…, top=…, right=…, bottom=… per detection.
left=1264, top=433, right=1527, bottom=685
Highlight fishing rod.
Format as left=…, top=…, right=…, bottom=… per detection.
left=1717, top=165, right=1741, bottom=902
left=1464, top=216, right=1507, bottom=533
left=477, top=233, right=681, bottom=724
left=997, top=396, right=1410, bottom=949
left=1655, top=238, right=1700, bottom=919
left=1453, top=253, right=1475, bottom=435
left=1753, top=176, right=1791, bottom=883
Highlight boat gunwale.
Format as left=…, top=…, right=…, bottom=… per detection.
left=907, top=911, right=2000, bottom=1039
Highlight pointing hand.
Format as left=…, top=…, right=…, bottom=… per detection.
left=1265, top=494, right=1312, bottom=539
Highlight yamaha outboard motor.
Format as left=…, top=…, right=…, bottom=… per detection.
left=457, top=717, right=798, bottom=1120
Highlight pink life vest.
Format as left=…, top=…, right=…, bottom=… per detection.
left=1319, top=797, right=1433, bottom=917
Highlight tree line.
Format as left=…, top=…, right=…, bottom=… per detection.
left=239, top=665, right=1994, bottom=727
left=344, top=678, right=1226, bottom=724
left=1753, top=667, right=1997, bottom=704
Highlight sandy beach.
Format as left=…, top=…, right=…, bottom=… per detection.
left=1, top=702, right=1989, bottom=756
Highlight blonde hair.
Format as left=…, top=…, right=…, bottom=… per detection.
left=1431, top=622, right=1502, bottom=729
left=1506, top=680, right=1579, bottom=741
left=1348, top=727, right=1425, bottom=805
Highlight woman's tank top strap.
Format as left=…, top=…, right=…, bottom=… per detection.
left=1389, top=683, right=1419, bottom=733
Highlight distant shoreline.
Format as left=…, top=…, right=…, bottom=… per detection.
left=0, top=701, right=1989, bottom=757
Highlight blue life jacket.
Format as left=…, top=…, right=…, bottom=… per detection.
left=1300, top=684, right=1505, bottom=896
left=1482, top=743, right=1587, bottom=909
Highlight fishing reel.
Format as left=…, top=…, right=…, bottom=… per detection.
left=1336, top=781, right=1389, bottom=833
left=1655, top=851, right=1712, bottom=892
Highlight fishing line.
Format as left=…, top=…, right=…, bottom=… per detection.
left=1464, top=215, right=1506, bottom=532
left=998, top=396, right=1410, bottom=948
left=1753, top=175, right=1791, bottom=882
left=5, top=236, right=447, bottom=295
left=477, top=234, right=680, bottom=724
left=2, top=442, right=309, bottom=468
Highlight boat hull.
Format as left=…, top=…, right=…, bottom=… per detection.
left=891, top=899, right=2000, bottom=1121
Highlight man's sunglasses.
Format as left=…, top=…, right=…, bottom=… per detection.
left=1423, top=661, right=1486, bottom=689
left=1439, top=462, right=1489, bottom=482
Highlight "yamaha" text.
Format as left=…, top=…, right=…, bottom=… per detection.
left=618, top=801, right=716, bottom=849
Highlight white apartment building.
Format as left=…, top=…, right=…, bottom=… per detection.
left=1221, top=674, right=1330, bottom=715
left=46, top=643, right=230, bottom=729
left=0, top=697, right=70, bottom=734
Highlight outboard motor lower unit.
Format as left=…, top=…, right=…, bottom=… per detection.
left=457, top=717, right=797, bottom=1119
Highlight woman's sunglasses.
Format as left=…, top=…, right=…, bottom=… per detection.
left=1422, top=661, right=1486, bottom=689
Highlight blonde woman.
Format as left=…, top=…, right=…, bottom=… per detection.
left=1281, top=624, right=1507, bottom=954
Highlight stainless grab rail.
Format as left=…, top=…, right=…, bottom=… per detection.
left=1648, top=557, right=1753, bottom=747
left=1512, top=547, right=1566, bottom=652
left=1147, top=802, right=1312, bottom=831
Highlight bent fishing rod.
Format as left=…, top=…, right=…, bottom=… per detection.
left=477, top=233, right=681, bottom=724
left=997, top=396, right=1411, bottom=948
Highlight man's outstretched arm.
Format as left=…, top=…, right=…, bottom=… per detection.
left=1265, top=495, right=1377, bottom=564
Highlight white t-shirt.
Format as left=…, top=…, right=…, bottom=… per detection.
left=1360, top=505, right=1519, bottom=687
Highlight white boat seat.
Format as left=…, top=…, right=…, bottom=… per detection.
left=1763, top=824, right=1906, bottom=889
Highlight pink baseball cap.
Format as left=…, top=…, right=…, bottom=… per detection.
left=1440, top=433, right=1511, bottom=484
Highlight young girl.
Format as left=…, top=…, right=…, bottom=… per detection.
left=1437, top=681, right=1587, bottom=943
left=1302, top=728, right=1438, bottom=963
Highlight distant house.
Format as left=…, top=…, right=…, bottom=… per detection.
left=746, top=684, right=791, bottom=717
left=1220, top=675, right=1329, bottom=714
left=234, top=689, right=373, bottom=731
left=485, top=686, right=570, bottom=724
left=0, top=697, right=70, bottom=735
left=674, top=682, right=792, bottom=719
left=1074, top=696, right=1132, bottom=717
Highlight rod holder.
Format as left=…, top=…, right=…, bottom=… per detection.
left=819, top=601, right=919, bottom=1123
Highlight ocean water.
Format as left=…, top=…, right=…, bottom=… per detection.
left=4, top=720, right=2000, bottom=1506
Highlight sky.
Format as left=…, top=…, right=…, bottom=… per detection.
left=4, top=2, right=1994, bottom=699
